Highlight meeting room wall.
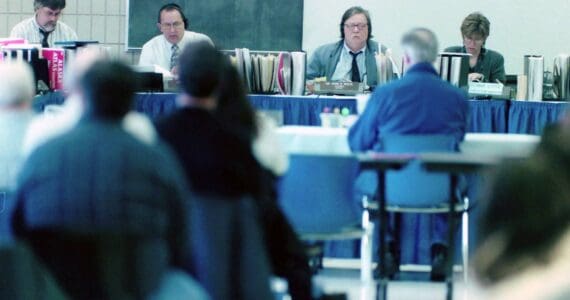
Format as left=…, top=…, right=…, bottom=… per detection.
left=303, top=0, right=570, bottom=76
left=2, top=0, right=569, bottom=74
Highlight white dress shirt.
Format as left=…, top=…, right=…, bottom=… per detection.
left=138, top=31, right=213, bottom=72
left=331, top=43, right=367, bottom=82
left=10, top=16, right=78, bottom=48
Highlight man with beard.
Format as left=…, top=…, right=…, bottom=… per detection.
left=10, top=0, right=77, bottom=48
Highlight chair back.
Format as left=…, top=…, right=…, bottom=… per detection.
left=278, top=154, right=361, bottom=234
left=188, top=194, right=273, bottom=300
left=383, top=134, right=456, bottom=207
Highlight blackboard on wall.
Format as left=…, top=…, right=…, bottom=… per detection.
left=126, top=0, right=303, bottom=51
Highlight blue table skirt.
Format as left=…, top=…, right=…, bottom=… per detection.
left=33, top=92, right=568, bottom=134
left=468, top=99, right=508, bottom=133
left=508, top=100, right=569, bottom=134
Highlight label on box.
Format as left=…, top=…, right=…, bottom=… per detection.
left=41, top=48, right=65, bottom=90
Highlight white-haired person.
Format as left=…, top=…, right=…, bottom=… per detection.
left=0, top=61, right=36, bottom=240
left=22, top=46, right=157, bottom=156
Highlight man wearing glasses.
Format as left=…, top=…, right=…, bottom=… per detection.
left=10, top=0, right=78, bottom=48
left=445, top=12, right=505, bottom=83
left=306, top=6, right=389, bottom=89
left=139, top=3, right=212, bottom=75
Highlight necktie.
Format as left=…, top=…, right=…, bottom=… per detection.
left=170, top=44, right=179, bottom=70
left=350, top=51, right=362, bottom=82
left=39, top=29, right=50, bottom=48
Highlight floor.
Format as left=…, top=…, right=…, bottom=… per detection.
left=313, top=259, right=478, bottom=300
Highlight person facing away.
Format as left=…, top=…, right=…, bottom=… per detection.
left=0, top=61, right=36, bottom=192
left=10, top=0, right=78, bottom=48
left=11, top=60, right=204, bottom=299
left=212, top=49, right=312, bottom=300
left=139, top=3, right=213, bottom=75
left=155, top=42, right=274, bottom=300
left=348, top=27, right=469, bottom=281
left=472, top=127, right=570, bottom=299
left=306, top=6, right=389, bottom=89
left=445, top=12, right=506, bottom=83
left=0, top=61, right=36, bottom=241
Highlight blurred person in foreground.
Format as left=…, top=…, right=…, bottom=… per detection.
left=0, top=61, right=36, bottom=241
left=348, top=27, right=468, bottom=281
left=0, top=61, right=35, bottom=191
left=23, top=46, right=157, bottom=156
left=11, top=60, right=208, bottom=299
left=445, top=12, right=505, bottom=83
left=472, top=127, right=570, bottom=299
left=213, top=49, right=312, bottom=300
left=10, top=0, right=78, bottom=48
left=155, top=42, right=274, bottom=300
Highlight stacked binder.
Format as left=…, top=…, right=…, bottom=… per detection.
left=229, top=49, right=306, bottom=95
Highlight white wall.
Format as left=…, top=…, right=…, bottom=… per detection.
left=303, top=0, right=570, bottom=75
left=3, top=0, right=569, bottom=73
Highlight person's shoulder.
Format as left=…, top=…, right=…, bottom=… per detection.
left=10, top=17, right=33, bottom=33
left=12, top=17, right=33, bottom=27
left=314, top=40, right=342, bottom=53
left=55, top=21, right=74, bottom=32
left=142, top=34, right=164, bottom=49
left=181, top=31, right=213, bottom=46
left=485, top=48, right=504, bottom=59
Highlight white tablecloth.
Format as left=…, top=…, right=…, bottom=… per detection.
left=277, top=126, right=540, bottom=157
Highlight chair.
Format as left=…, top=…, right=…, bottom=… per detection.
left=278, top=154, right=374, bottom=281
left=375, top=134, right=470, bottom=300
left=188, top=194, right=274, bottom=300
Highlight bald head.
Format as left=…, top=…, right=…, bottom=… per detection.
left=401, top=27, right=439, bottom=64
left=0, top=61, right=35, bottom=108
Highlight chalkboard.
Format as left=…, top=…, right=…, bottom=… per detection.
left=126, top=0, right=303, bottom=51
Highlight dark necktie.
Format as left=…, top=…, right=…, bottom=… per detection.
left=170, top=44, right=179, bottom=70
left=350, top=51, right=362, bottom=82
left=39, top=29, right=50, bottom=48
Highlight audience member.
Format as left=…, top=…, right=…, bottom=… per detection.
left=306, top=6, right=391, bottom=89
left=23, top=46, right=157, bottom=156
left=0, top=61, right=35, bottom=191
left=348, top=27, right=468, bottom=280
left=445, top=12, right=506, bottom=83
left=0, top=61, right=35, bottom=241
left=139, top=3, right=213, bottom=75
left=473, top=129, right=570, bottom=299
left=155, top=42, right=274, bottom=300
left=10, top=0, right=78, bottom=48
left=213, top=55, right=311, bottom=300
left=11, top=60, right=206, bottom=299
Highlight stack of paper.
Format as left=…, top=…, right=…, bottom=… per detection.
left=290, top=51, right=306, bottom=96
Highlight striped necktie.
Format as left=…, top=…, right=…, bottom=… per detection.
left=170, top=44, right=179, bottom=70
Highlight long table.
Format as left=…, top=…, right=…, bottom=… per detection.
left=276, top=126, right=540, bottom=264
left=276, top=126, right=541, bottom=157
left=33, top=92, right=568, bottom=134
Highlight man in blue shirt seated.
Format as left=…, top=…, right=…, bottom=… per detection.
left=348, top=27, right=468, bottom=281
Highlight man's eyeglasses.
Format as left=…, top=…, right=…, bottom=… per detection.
left=160, top=21, right=184, bottom=30
left=344, top=23, right=368, bottom=30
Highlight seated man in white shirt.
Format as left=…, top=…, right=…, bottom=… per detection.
left=10, top=0, right=78, bottom=48
left=139, top=3, right=213, bottom=75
